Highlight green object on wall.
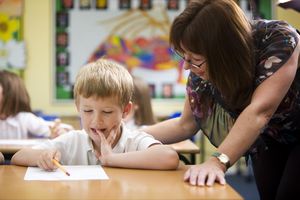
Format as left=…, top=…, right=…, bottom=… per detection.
left=259, top=0, right=272, bottom=19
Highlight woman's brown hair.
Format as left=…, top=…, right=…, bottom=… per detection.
left=0, top=70, right=31, bottom=119
left=170, top=0, right=255, bottom=112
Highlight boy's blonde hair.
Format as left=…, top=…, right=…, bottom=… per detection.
left=73, top=59, right=133, bottom=107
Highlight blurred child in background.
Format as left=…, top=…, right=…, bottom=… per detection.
left=124, top=76, right=156, bottom=130
left=0, top=70, right=73, bottom=139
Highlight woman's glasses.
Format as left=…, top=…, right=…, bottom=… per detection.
left=173, top=49, right=206, bottom=69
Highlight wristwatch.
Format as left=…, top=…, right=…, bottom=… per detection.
left=211, top=152, right=231, bottom=170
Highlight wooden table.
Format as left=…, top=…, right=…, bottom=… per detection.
left=169, top=139, right=200, bottom=164
left=0, top=139, right=45, bottom=154
left=0, top=165, right=243, bottom=200
left=0, top=139, right=200, bottom=164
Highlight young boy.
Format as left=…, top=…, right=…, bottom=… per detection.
left=11, top=59, right=179, bottom=170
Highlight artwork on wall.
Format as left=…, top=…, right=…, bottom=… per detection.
left=0, top=0, right=26, bottom=72
left=54, top=0, right=191, bottom=101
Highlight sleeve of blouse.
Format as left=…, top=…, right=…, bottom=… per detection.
left=25, top=113, right=51, bottom=138
left=255, top=20, right=299, bottom=84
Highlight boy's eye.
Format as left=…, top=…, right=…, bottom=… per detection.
left=83, top=110, right=93, bottom=113
left=103, top=111, right=113, bottom=114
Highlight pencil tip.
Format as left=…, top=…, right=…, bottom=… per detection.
left=66, top=172, right=70, bottom=176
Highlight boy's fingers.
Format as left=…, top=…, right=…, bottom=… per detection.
left=107, top=126, right=117, bottom=145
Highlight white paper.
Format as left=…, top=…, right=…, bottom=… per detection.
left=24, top=165, right=109, bottom=181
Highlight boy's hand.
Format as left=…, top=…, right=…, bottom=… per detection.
left=37, top=149, right=61, bottom=171
left=94, top=127, right=117, bottom=165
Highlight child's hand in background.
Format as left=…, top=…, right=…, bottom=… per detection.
left=37, top=149, right=61, bottom=171
left=49, top=118, right=74, bottom=138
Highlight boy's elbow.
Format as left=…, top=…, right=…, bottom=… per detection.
left=161, top=147, right=180, bottom=170
left=10, top=153, right=19, bottom=165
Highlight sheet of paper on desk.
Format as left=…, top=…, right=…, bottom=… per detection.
left=24, top=165, right=109, bottom=181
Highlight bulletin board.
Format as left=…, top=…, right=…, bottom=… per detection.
left=0, top=0, right=25, bottom=76
left=53, top=0, right=190, bottom=101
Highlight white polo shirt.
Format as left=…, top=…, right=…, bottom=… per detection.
left=33, top=124, right=161, bottom=165
left=0, top=112, right=50, bottom=139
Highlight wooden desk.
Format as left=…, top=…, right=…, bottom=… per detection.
left=0, top=165, right=243, bottom=200
left=169, top=139, right=200, bottom=164
left=0, top=139, right=45, bottom=154
left=0, top=139, right=200, bottom=164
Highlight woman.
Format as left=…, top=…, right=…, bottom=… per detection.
left=143, top=0, right=300, bottom=199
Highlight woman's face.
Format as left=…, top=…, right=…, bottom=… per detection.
left=179, top=46, right=208, bottom=80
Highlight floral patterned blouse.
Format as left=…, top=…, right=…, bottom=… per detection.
left=187, top=20, right=300, bottom=150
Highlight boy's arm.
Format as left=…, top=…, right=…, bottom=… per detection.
left=11, top=148, right=61, bottom=171
left=101, top=144, right=179, bottom=170
left=11, top=148, right=45, bottom=166
left=0, top=152, right=4, bottom=164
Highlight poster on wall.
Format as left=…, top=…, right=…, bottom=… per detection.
left=54, top=0, right=189, bottom=101
left=0, top=0, right=26, bottom=73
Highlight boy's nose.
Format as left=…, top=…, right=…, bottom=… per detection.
left=92, top=114, right=103, bottom=124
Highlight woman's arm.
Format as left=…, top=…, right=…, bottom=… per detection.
left=142, top=97, right=198, bottom=144
left=101, top=144, right=180, bottom=170
left=217, top=40, right=300, bottom=166
left=186, top=39, right=300, bottom=186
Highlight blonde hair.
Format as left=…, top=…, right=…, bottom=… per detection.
left=73, top=59, right=133, bottom=107
left=132, top=76, right=156, bottom=126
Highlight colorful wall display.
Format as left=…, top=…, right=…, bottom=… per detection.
left=0, top=0, right=25, bottom=71
left=54, top=0, right=189, bottom=100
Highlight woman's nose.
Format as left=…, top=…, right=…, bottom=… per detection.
left=183, top=61, right=192, bottom=70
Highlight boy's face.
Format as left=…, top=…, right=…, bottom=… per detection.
left=76, top=95, right=131, bottom=144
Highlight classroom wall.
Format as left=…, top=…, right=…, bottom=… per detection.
left=276, top=6, right=300, bottom=30
left=23, top=0, right=183, bottom=117
left=24, top=0, right=76, bottom=116
left=23, top=1, right=300, bottom=117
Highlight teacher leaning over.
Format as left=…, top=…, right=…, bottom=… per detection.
left=143, top=0, right=300, bottom=199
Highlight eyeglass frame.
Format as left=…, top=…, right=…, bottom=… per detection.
left=172, top=49, right=206, bottom=69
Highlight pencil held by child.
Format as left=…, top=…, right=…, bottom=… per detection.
left=52, top=158, right=70, bottom=176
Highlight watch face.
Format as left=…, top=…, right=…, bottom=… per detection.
left=219, top=154, right=229, bottom=163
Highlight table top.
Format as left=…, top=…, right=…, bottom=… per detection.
left=0, top=165, right=243, bottom=200
left=0, top=139, right=200, bottom=154
left=0, top=139, right=45, bottom=153
left=168, top=139, right=200, bottom=154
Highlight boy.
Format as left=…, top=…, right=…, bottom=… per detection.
left=11, top=59, right=179, bottom=170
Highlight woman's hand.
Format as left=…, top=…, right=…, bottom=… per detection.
left=184, top=157, right=226, bottom=186
left=37, top=149, right=61, bottom=171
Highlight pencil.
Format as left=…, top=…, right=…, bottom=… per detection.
left=52, top=158, right=70, bottom=176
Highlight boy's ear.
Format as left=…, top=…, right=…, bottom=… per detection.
left=122, top=101, right=132, bottom=118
